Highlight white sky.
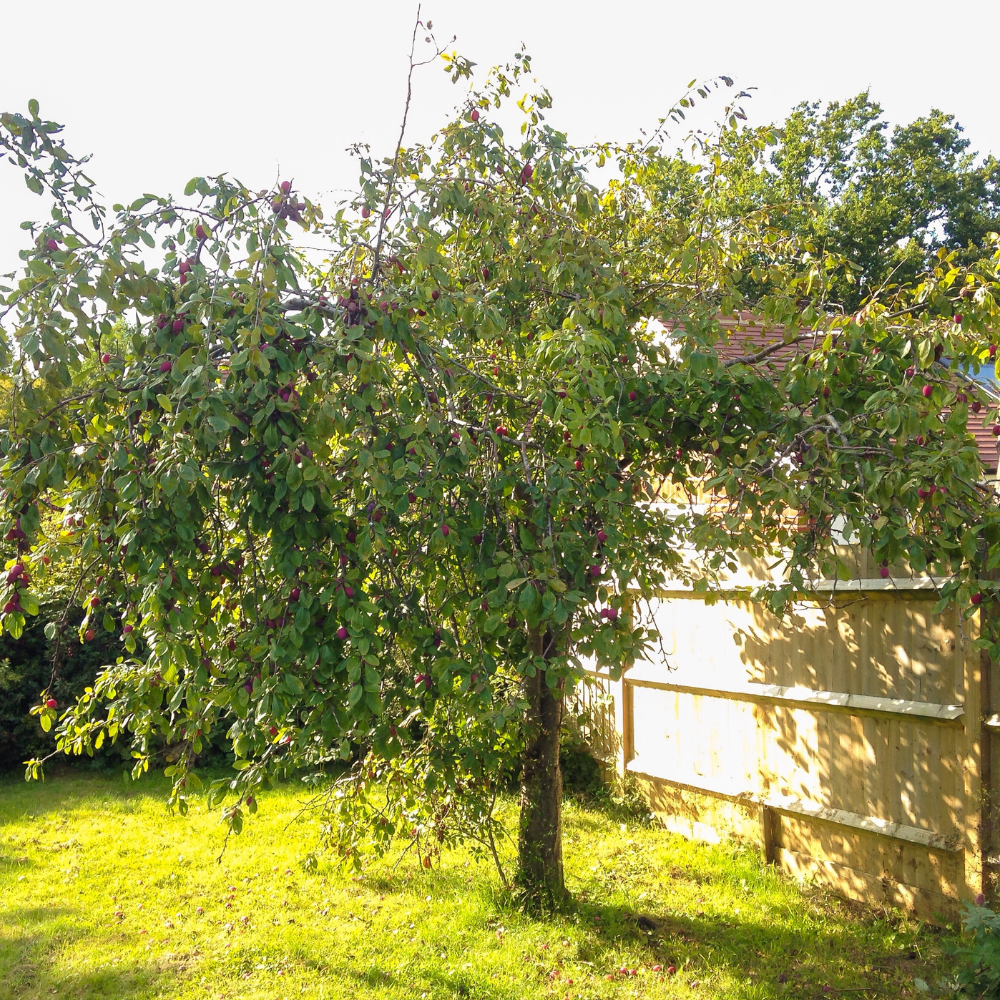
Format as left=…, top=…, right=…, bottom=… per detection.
left=2, top=0, right=998, bottom=277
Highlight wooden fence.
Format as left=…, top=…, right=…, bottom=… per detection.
left=575, top=572, right=996, bottom=922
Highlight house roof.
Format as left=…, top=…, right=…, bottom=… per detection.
left=669, top=313, right=1000, bottom=473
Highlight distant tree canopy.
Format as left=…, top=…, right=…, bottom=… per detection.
left=648, top=93, right=1000, bottom=312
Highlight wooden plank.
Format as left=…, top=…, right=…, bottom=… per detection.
left=644, top=577, right=953, bottom=596
left=780, top=811, right=963, bottom=898
left=623, top=665, right=964, bottom=724
left=982, top=594, right=996, bottom=902
left=625, top=758, right=961, bottom=852
left=767, top=796, right=961, bottom=853
left=776, top=808, right=963, bottom=877
left=632, top=773, right=764, bottom=847
left=964, top=600, right=987, bottom=902
left=626, top=758, right=755, bottom=802
left=812, top=578, right=951, bottom=593
left=776, top=847, right=959, bottom=923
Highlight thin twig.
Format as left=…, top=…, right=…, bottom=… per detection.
left=372, top=7, right=422, bottom=283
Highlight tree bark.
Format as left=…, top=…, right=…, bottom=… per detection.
left=517, top=626, right=567, bottom=907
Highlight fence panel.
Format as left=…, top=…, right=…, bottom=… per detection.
left=578, top=583, right=987, bottom=922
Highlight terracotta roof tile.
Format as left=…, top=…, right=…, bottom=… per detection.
left=665, top=313, right=999, bottom=472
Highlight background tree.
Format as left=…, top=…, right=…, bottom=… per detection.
left=649, top=93, right=1000, bottom=312
left=3, top=45, right=1000, bottom=907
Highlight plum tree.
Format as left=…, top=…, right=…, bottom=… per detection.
left=3, top=47, right=1000, bottom=906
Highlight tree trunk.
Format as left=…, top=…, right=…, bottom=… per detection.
left=517, top=627, right=567, bottom=907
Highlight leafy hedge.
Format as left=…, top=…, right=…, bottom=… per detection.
left=0, top=600, right=119, bottom=772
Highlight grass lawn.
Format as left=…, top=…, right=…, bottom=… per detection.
left=0, top=770, right=963, bottom=999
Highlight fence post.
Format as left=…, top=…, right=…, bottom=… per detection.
left=611, top=670, right=631, bottom=781
left=980, top=582, right=996, bottom=903
left=759, top=802, right=778, bottom=865
left=964, top=597, right=988, bottom=903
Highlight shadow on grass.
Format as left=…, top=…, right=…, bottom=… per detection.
left=0, top=854, right=34, bottom=875
left=374, top=846, right=953, bottom=999
left=0, top=905, right=78, bottom=925
left=0, top=770, right=171, bottom=827
left=241, top=885, right=946, bottom=1000
left=0, top=904, right=181, bottom=1000
left=573, top=893, right=955, bottom=997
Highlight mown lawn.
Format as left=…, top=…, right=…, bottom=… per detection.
left=0, top=771, right=963, bottom=999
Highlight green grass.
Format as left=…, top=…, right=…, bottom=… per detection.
left=0, top=771, right=962, bottom=999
